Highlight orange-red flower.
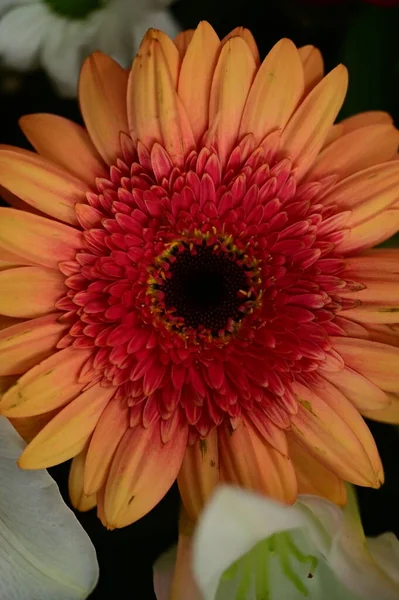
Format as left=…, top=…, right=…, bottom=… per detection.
left=0, top=23, right=398, bottom=529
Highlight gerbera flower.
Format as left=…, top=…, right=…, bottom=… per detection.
left=0, top=22, right=398, bottom=529
left=0, top=0, right=178, bottom=97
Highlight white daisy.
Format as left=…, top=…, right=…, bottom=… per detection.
left=0, top=0, right=179, bottom=96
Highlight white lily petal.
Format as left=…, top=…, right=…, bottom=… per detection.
left=153, top=546, right=177, bottom=600
left=304, top=486, right=399, bottom=600
left=0, top=4, right=49, bottom=70
left=367, top=533, right=399, bottom=587
left=0, top=417, right=99, bottom=599
left=192, top=486, right=308, bottom=599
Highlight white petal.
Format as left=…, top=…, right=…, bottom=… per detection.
left=367, top=533, right=399, bottom=587
left=0, top=417, right=99, bottom=599
left=0, top=5, right=49, bottom=70
left=192, top=486, right=308, bottom=599
left=153, top=546, right=177, bottom=600
left=132, top=9, right=180, bottom=46
left=322, top=486, right=399, bottom=600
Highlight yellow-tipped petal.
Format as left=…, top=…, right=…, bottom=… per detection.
left=129, top=38, right=194, bottom=167
left=218, top=418, right=297, bottom=504
left=19, top=114, right=106, bottom=184
left=84, top=398, right=129, bottom=496
left=174, top=29, right=195, bottom=58
left=287, top=434, right=347, bottom=505
left=0, top=347, right=91, bottom=417
left=341, top=110, right=393, bottom=133
left=308, top=124, right=399, bottom=181
left=178, top=21, right=221, bottom=142
left=222, top=27, right=260, bottom=65
left=321, top=368, right=391, bottom=412
left=298, top=45, right=324, bottom=94
left=362, top=393, right=399, bottom=424
left=332, top=337, right=399, bottom=393
left=79, top=52, right=128, bottom=165
left=209, top=37, right=257, bottom=166
left=291, top=382, right=382, bottom=488
left=336, top=208, right=399, bottom=254
left=0, top=266, right=65, bottom=318
left=0, top=314, right=67, bottom=376
left=320, top=162, right=399, bottom=227
left=240, top=39, right=304, bottom=144
left=103, top=422, right=188, bottom=528
left=19, top=383, right=115, bottom=469
left=0, top=208, right=83, bottom=268
left=145, top=28, right=180, bottom=87
left=178, top=429, right=219, bottom=522
left=281, top=65, right=348, bottom=180
left=69, top=447, right=97, bottom=512
left=0, top=146, right=86, bottom=225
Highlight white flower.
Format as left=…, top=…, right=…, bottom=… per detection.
left=153, top=485, right=399, bottom=600
left=0, top=0, right=179, bottom=97
left=0, top=416, right=99, bottom=599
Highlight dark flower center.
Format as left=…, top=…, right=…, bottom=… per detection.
left=147, top=234, right=262, bottom=341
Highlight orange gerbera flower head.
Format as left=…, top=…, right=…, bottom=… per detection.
left=0, top=23, right=398, bottom=529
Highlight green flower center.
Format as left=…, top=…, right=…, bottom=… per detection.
left=43, top=0, right=107, bottom=19
left=221, top=533, right=319, bottom=599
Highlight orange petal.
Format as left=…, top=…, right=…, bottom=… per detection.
left=218, top=418, right=297, bottom=504
left=19, top=114, right=107, bottom=185
left=178, top=21, right=220, bottom=142
left=174, top=29, right=195, bottom=58
left=19, top=382, right=115, bottom=469
left=0, top=314, right=67, bottom=376
left=287, top=433, right=347, bottom=505
left=0, top=374, right=17, bottom=395
left=321, top=367, right=390, bottom=412
left=0, top=146, right=86, bottom=224
left=145, top=28, right=180, bottom=87
left=290, top=381, right=382, bottom=487
left=345, top=249, right=399, bottom=273
left=69, top=446, right=97, bottom=512
left=331, top=336, right=399, bottom=393
left=0, top=208, right=83, bottom=268
left=10, top=409, right=59, bottom=443
left=240, top=39, right=304, bottom=144
left=281, top=65, right=348, bottom=180
left=298, top=45, right=324, bottom=94
left=322, top=123, right=344, bottom=148
left=209, top=36, right=256, bottom=166
left=320, top=162, right=399, bottom=227
left=103, top=421, right=188, bottom=528
left=362, top=393, right=399, bottom=424
left=0, top=315, right=21, bottom=330
left=177, top=429, right=219, bottom=521
left=222, top=27, right=260, bottom=65
left=79, top=52, right=128, bottom=165
left=128, top=38, right=194, bottom=168
left=0, top=266, right=65, bottom=318
left=307, top=124, right=399, bottom=181
left=84, top=398, right=130, bottom=495
left=336, top=208, right=399, bottom=254
left=312, top=377, right=383, bottom=481
left=167, top=513, right=202, bottom=600
left=0, top=347, right=91, bottom=417
left=366, top=323, right=399, bottom=347
left=340, top=110, right=393, bottom=134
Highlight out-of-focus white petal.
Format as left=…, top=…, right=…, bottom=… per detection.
left=0, top=416, right=99, bottom=599
left=323, top=486, right=399, bottom=600
left=367, top=533, right=399, bottom=587
left=132, top=8, right=180, bottom=46
left=153, top=546, right=177, bottom=600
left=192, top=486, right=308, bottom=599
left=0, top=4, right=49, bottom=70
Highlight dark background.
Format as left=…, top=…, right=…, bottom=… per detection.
left=1, top=1, right=399, bottom=598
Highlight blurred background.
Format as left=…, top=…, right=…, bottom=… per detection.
left=0, top=0, right=398, bottom=598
